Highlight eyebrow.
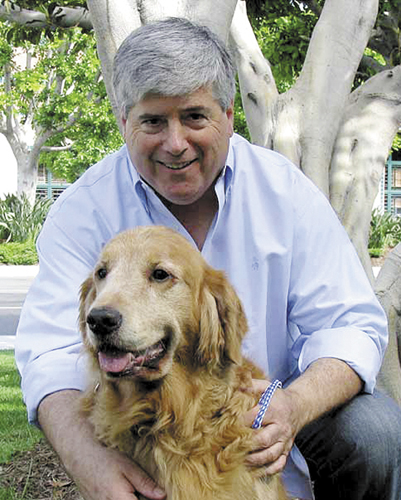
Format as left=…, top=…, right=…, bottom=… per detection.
left=138, top=106, right=212, bottom=121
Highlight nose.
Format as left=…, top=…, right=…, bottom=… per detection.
left=163, top=120, right=188, bottom=156
left=86, top=307, right=122, bottom=336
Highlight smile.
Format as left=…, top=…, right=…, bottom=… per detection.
left=158, top=159, right=197, bottom=170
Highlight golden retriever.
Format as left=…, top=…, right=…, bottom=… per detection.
left=79, top=226, right=288, bottom=500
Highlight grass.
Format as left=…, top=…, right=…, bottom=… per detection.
left=0, top=350, right=42, bottom=499
left=0, top=351, right=81, bottom=499
left=0, top=351, right=41, bottom=463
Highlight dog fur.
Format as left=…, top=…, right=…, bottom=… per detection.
left=79, top=226, right=288, bottom=500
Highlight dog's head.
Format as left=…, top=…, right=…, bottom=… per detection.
left=80, top=226, right=248, bottom=382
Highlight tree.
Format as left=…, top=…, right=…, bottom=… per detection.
left=0, top=13, right=122, bottom=202
left=2, top=0, right=400, bottom=404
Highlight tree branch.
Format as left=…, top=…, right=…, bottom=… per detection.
left=41, top=143, right=73, bottom=152
left=229, top=0, right=279, bottom=147
left=0, top=4, right=92, bottom=30
left=293, top=0, right=379, bottom=195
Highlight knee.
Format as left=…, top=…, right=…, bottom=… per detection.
left=340, top=390, right=401, bottom=469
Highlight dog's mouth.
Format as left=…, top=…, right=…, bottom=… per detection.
left=97, top=334, right=171, bottom=378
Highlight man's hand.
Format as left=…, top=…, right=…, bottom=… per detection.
left=244, top=379, right=298, bottom=475
left=38, top=390, right=166, bottom=500
left=244, top=358, right=363, bottom=475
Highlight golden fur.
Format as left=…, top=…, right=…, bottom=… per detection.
left=79, top=226, right=288, bottom=500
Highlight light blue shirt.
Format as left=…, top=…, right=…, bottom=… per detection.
left=15, top=134, right=388, bottom=499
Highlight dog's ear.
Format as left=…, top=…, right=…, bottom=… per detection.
left=79, top=275, right=96, bottom=339
left=197, top=267, right=248, bottom=367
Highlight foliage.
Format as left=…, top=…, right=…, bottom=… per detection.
left=0, top=20, right=122, bottom=184
left=369, top=208, right=401, bottom=255
left=0, top=193, right=52, bottom=243
left=0, top=350, right=41, bottom=464
left=0, top=241, right=37, bottom=264
left=40, top=102, right=123, bottom=182
left=253, top=10, right=316, bottom=92
left=392, top=133, right=401, bottom=152
left=233, top=81, right=250, bottom=140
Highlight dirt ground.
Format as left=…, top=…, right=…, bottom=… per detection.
left=0, top=439, right=82, bottom=500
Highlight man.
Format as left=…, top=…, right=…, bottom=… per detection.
left=16, top=18, right=401, bottom=500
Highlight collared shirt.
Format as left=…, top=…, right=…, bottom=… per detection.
left=15, top=134, right=388, bottom=499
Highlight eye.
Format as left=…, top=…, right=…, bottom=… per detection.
left=141, top=117, right=164, bottom=133
left=186, top=112, right=207, bottom=128
left=151, top=268, right=171, bottom=282
left=189, top=112, right=205, bottom=121
left=96, top=267, right=108, bottom=280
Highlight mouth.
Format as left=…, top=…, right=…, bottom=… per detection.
left=157, top=158, right=197, bottom=171
left=97, top=334, right=172, bottom=379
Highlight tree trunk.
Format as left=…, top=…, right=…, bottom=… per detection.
left=330, top=66, right=401, bottom=283
left=375, top=245, right=401, bottom=406
left=3, top=130, right=38, bottom=205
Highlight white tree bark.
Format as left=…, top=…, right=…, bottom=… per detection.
left=229, top=0, right=279, bottom=149
left=375, top=244, right=401, bottom=406
left=86, top=0, right=141, bottom=124
left=281, top=0, right=379, bottom=195
left=330, top=66, right=401, bottom=283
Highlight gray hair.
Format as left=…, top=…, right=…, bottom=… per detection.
left=112, top=17, right=236, bottom=118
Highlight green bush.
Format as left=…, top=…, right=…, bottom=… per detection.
left=369, top=208, right=401, bottom=253
left=368, top=248, right=384, bottom=258
left=0, top=194, right=52, bottom=244
left=0, top=241, right=38, bottom=265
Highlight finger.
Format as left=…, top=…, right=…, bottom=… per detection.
left=252, top=422, right=284, bottom=450
left=246, top=441, right=284, bottom=467
left=124, top=463, right=166, bottom=500
left=264, top=454, right=288, bottom=475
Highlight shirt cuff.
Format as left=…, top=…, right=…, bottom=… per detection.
left=20, top=344, right=88, bottom=425
left=298, top=327, right=383, bottom=393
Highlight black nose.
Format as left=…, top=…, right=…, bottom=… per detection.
left=86, top=307, right=122, bottom=336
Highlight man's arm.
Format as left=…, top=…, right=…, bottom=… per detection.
left=38, top=390, right=166, bottom=500
left=245, top=358, right=362, bottom=474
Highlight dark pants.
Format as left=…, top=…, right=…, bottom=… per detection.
left=295, top=390, right=401, bottom=499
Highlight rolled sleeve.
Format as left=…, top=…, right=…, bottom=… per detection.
left=298, top=327, right=384, bottom=393
left=20, top=345, right=88, bottom=425
left=288, top=182, right=388, bottom=392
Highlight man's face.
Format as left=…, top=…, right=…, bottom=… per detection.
left=122, top=87, right=234, bottom=206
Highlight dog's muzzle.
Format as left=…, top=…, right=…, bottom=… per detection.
left=86, top=306, right=123, bottom=336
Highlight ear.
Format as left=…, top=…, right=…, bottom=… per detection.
left=79, top=275, right=96, bottom=340
left=197, top=267, right=248, bottom=367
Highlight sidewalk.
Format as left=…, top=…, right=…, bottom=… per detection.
left=0, top=264, right=39, bottom=277
left=0, top=265, right=38, bottom=350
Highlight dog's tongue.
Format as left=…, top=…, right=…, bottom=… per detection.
left=98, top=352, right=132, bottom=373
left=98, top=341, right=166, bottom=374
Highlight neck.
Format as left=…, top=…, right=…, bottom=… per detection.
left=164, top=188, right=218, bottom=250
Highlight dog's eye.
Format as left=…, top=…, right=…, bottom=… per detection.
left=151, top=268, right=171, bottom=282
left=96, top=267, right=108, bottom=280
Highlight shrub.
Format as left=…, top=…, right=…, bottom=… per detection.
left=0, top=194, right=52, bottom=243
left=0, top=241, right=38, bottom=265
left=369, top=208, right=401, bottom=253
